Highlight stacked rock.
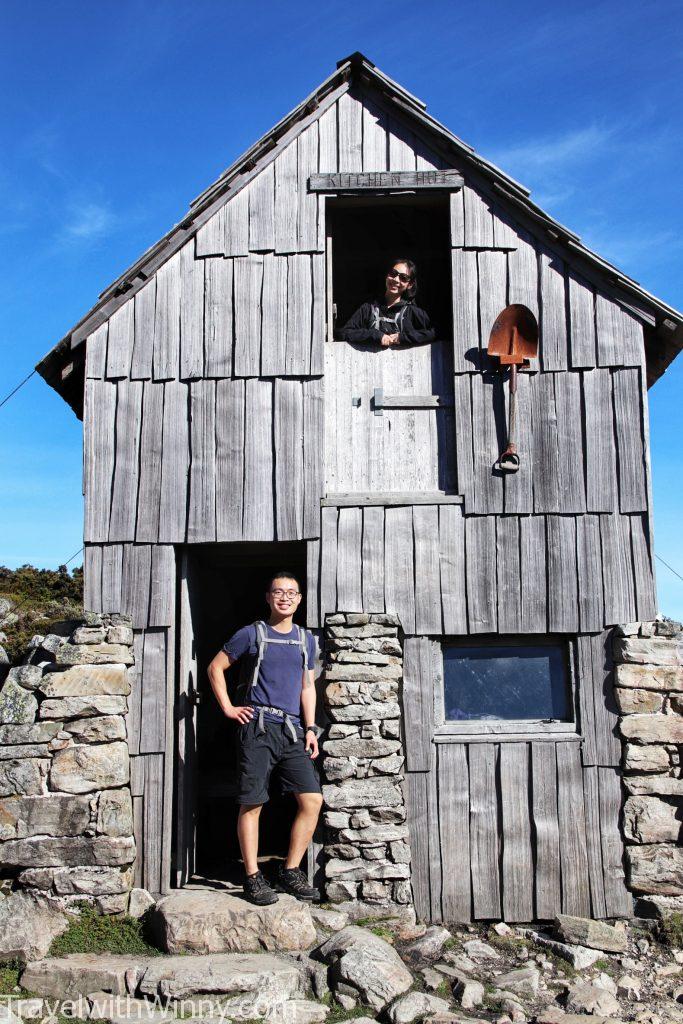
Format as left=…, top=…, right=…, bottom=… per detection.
left=0, top=614, right=136, bottom=913
left=614, top=618, right=683, bottom=913
left=320, top=612, right=413, bottom=915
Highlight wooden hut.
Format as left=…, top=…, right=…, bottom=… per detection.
left=37, top=52, right=683, bottom=918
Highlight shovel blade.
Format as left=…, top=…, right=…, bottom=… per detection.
left=487, top=304, right=539, bottom=364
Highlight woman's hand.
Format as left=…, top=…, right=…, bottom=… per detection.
left=224, top=705, right=254, bottom=724
left=381, top=333, right=400, bottom=347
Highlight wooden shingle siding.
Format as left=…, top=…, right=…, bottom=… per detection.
left=465, top=516, right=497, bottom=634
left=568, top=271, right=596, bottom=368
left=243, top=378, right=274, bottom=539
left=336, top=506, right=363, bottom=612
left=437, top=743, right=471, bottom=922
left=274, top=379, right=305, bottom=540
left=507, top=228, right=539, bottom=318
left=105, top=301, right=134, bottom=380
left=539, top=249, right=567, bottom=371
left=224, top=184, right=249, bottom=258
left=556, top=741, right=591, bottom=916
left=101, top=545, right=123, bottom=614
left=85, top=323, right=108, bottom=379
left=438, top=504, right=467, bottom=635
left=153, top=250, right=181, bottom=381
left=531, top=742, right=562, bottom=920
left=83, top=545, right=103, bottom=612
left=158, top=381, right=190, bottom=543
left=500, top=743, right=534, bottom=922
left=248, top=162, right=275, bottom=252
left=135, top=382, right=164, bottom=542
left=630, top=513, right=657, bottom=621
left=613, top=368, right=647, bottom=512
left=83, top=379, right=117, bottom=543
left=179, top=243, right=205, bottom=380
left=203, top=257, right=233, bottom=378
left=215, top=378, right=245, bottom=542
left=109, top=380, right=143, bottom=542
left=596, top=293, right=643, bottom=366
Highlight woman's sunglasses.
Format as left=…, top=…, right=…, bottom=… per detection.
left=387, top=268, right=412, bottom=284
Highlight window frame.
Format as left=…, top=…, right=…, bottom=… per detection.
left=433, top=634, right=579, bottom=743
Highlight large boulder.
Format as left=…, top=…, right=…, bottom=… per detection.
left=565, top=979, right=621, bottom=1017
left=21, top=953, right=153, bottom=997
left=386, top=991, right=450, bottom=1023
left=138, top=951, right=308, bottom=1003
left=626, top=843, right=683, bottom=894
left=0, top=679, right=38, bottom=724
left=0, top=890, right=68, bottom=963
left=402, top=924, right=452, bottom=964
left=554, top=915, right=628, bottom=953
left=49, top=741, right=129, bottom=793
left=149, top=890, right=317, bottom=954
left=316, top=925, right=413, bottom=1011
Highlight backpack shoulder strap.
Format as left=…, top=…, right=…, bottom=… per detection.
left=371, top=304, right=381, bottom=331
left=248, top=621, right=268, bottom=695
left=297, top=624, right=309, bottom=668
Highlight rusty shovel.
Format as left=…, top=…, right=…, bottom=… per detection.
left=487, top=304, right=539, bottom=473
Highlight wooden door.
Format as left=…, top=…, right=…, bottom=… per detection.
left=175, top=551, right=199, bottom=886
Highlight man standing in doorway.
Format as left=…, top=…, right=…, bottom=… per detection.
left=207, top=571, right=323, bottom=905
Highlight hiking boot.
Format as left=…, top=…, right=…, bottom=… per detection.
left=243, top=869, right=279, bottom=906
left=276, top=865, right=320, bottom=901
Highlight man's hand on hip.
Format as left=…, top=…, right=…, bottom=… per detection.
left=224, top=705, right=254, bottom=724
left=305, top=730, right=319, bottom=759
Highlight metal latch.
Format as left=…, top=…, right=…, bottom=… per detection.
left=373, top=387, right=384, bottom=416
left=352, top=396, right=361, bottom=407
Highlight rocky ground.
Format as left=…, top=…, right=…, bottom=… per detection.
left=1, top=890, right=682, bottom=1024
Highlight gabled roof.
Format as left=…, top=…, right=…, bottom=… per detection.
left=37, top=51, right=682, bottom=411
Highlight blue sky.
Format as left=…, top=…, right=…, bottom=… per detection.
left=1, top=1, right=681, bottom=617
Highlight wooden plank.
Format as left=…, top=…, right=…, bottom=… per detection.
left=336, top=507, right=363, bottom=612
left=274, top=141, right=299, bottom=254
left=84, top=380, right=117, bottom=543
left=224, top=185, right=249, bottom=258
left=83, top=545, right=103, bottom=613
left=451, top=249, right=479, bottom=372
left=274, top=379, right=304, bottom=540
left=600, top=512, right=636, bottom=625
left=532, top=373, right=560, bottom=513
left=109, top=380, right=143, bottom=542
left=149, top=546, right=175, bottom=628
left=139, top=630, right=167, bottom=754
left=465, top=516, right=496, bottom=634
left=598, top=767, right=633, bottom=917
left=539, top=249, right=568, bottom=371
left=519, top=515, right=547, bottom=633
left=121, top=545, right=152, bottom=628
left=311, top=169, right=465, bottom=189
left=242, top=378, right=274, bottom=540
left=450, top=189, right=465, bottom=247
left=303, top=377, right=324, bottom=538
left=469, top=743, right=501, bottom=919
left=161, top=620, right=176, bottom=893
left=204, top=257, right=233, bottom=378
left=195, top=204, right=226, bottom=258
left=323, top=493, right=464, bottom=507
left=310, top=252, right=325, bottom=375
left=384, top=506, right=416, bottom=633
left=613, top=368, right=647, bottom=513
left=583, top=369, right=618, bottom=513
left=127, top=633, right=144, bottom=758
left=318, top=104, right=337, bottom=173
left=507, top=229, right=538, bottom=319
left=402, top=638, right=434, bottom=771
left=132, top=793, right=143, bottom=888
left=387, top=115, right=416, bottom=171
left=131, top=278, right=156, bottom=380
left=176, top=554, right=197, bottom=886
left=589, top=630, right=622, bottom=768
left=491, top=203, right=518, bottom=250
left=439, top=504, right=467, bottom=635
left=478, top=250, right=508, bottom=368
left=546, top=515, right=578, bottom=633
left=413, top=505, right=442, bottom=634
left=135, top=382, right=164, bottom=542
left=297, top=123, right=319, bottom=251
left=556, top=742, right=592, bottom=917
left=336, top=91, right=363, bottom=172
left=233, top=255, right=263, bottom=376
left=554, top=372, right=586, bottom=513
left=179, top=242, right=205, bottom=379
left=248, top=162, right=275, bottom=252
left=463, top=185, right=493, bottom=247
left=568, top=270, right=596, bottom=368
left=470, top=372, right=504, bottom=514
left=496, top=517, right=521, bottom=633
left=576, top=514, right=604, bottom=632
left=576, top=635, right=598, bottom=767
left=286, top=255, right=312, bottom=374
left=153, top=251, right=181, bottom=381
left=630, top=514, right=657, bottom=621
left=105, top=299, right=134, bottom=379
left=453, top=375, right=474, bottom=499
left=500, top=743, right=534, bottom=922
left=426, top=745, right=443, bottom=923
left=582, top=766, right=608, bottom=919
left=306, top=539, right=320, bottom=628
left=503, top=370, right=534, bottom=514
left=319, top=505, right=338, bottom=621
left=596, top=294, right=643, bottom=367
left=260, top=254, right=288, bottom=375
left=187, top=380, right=216, bottom=543
left=438, top=743, right=471, bottom=922
left=531, top=742, right=562, bottom=920
left=101, top=544, right=123, bottom=614
left=86, top=323, right=107, bottom=379
left=143, top=754, right=164, bottom=893
left=403, top=772, right=431, bottom=922
left=362, top=98, right=388, bottom=170
left=158, top=381, right=189, bottom=544
left=361, top=506, right=384, bottom=613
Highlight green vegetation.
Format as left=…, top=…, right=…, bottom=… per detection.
left=0, top=564, right=83, bottom=663
left=324, top=1002, right=371, bottom=1023
left=658, top=912, right=683, bottom=948
left=0, top=959, right=22, bottom=995
left=48, top=903, right=161, bottom=957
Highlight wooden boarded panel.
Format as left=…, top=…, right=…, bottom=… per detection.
left=519, top=515, right=547, bottom=633
left=243, top=379, right=274, bottom=540
left=336, top=507, right=362, bottom=612
left=261, top=254, right=288, bottom=376
left=576, top=634, right=598, bottom=767
left=500, top=744, right=533, bottom=922
left=297, top=124, right=319, bottom=251
left=503, top=369, right=534, bottom=514
left=384, top=506, right=416, bottom=633
left=109, top=380, right=143, bottom=542
left=507, top=229, right=538, bottom=319
left=105, top=299, right=134, bottom=379
left=136, top=381, right=164, bottom=542
left=576, top=514, right=604, bottom=633
left=127, top=634, right=144, bottom=757
left=630, top=514, right=657, bottom=621
left=470, top=373, right=504, bottom=514
left=453, top=375, right=474, bottom=499
left=539, top=249, right=567, bottom=371
left=83, top=545, right=103, bottom=613
left=149, top=546, right=175, bottom=628
left=84, top=379, right=117, bottom=543
left=318, top=104, right=338, bottom=173
left=142, top=754, right=164, bottom=894
left=179, top=242, right=205, bottom=380
left=187, top=380, right=216, bottom=543
left=463, top=185, right=493, bottom=247
left=101, top=545, right=123, bottom=613
left=196, top=204, right=226, bottom=258
left=286, top=255, right=312, bottom=374
left=303, top=377, right=324, bottom=538
left=465, top=516, right=496, bottom=634
left=426, top=747, right=443, bottom=923
left=306, top=539, right=320, bottom=629
left=598, top=767, right=633, bottom=917
left=478, top=250, right=507, bottom=367
left=583, top=368, right=618, bottom=513
left=224, top=185, right=249, bottom=258
left=158, top=381, right=189, bottom=543
left=582, top=766, right=608, bottom=919
left=86, top=323, right=108, bottom=380
left=568, top=271, right=596, bottom=368
left=204, top=257, right=233, bottom=378
left=413, top=505, right=442, bottom=634
left=439, top=504, right=467, bottom=635
left=153, top=251, right=181, bottom=381
left=451, top=250, right=479, bottom=371
left=403, top=772, right=431, bottom=922
left=233, top=255, right=263, bottom=376
left=532, top=373, right=560, bottom=513
left=274, top=141, right=299, bottom=254
left=139, top=629, right=167, bottom=754
left=362, top=506, right=385, bottom=613
left=248, top=162, right=275, bottom=252
left=274, top=379, right=304, bottom=540
left=337, top=91, right=364, bottom=172
left=556, top=742, right=591, bottom=917
left=449, top=188, right=464, bottom=247
left=546, top=515, right=578, bottom=633
left=531, top=742, right=562, bottom=920
left=491, top=204, right=518, bottom=250
left=387, top=115, right=416, bottom=171
left=121, top=544, right=152, bottom=628
left=469, top=743, right=501, bottom=919
left=310, top=253, right=325, bottom=375
left=589, top=630, right=622, bottom=768
left=402, top=638, right=434, bottom=771
left=438, top=743, right=471, bottom=922
left=613, top=368, right=647, bottom=513
left=320, top=506, right=338, bottom=621
left=362, top=98, right=388, bottom=170
left=496, top=517, right=521, bottom=633
left=600, top=513, right=636, bottom=625
left=596, top=294, right=643, bottom=366
left=555, top=372, right=586, bottom=513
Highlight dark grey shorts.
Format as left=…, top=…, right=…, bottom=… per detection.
left=237, top=718, right=322, bottom=805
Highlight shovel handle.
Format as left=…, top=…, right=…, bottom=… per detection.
left=508, top=364, right=518, bottom=448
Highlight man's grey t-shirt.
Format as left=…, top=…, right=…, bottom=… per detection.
left=223, top=623, right=316, bottom=723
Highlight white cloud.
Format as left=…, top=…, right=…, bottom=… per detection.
left=62, top=201, right=116, bottom=242
left=490, top=123, right=617, bottom=174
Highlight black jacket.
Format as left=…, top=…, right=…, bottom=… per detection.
left=335, top=299, right=435, bottom=346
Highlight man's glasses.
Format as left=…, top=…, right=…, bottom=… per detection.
left=271, top=589, right=300, bottom=599
left=387, top=268, right=411, bottom=284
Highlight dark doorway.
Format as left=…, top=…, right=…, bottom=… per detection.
left=176, top=541, right=309, bottom=883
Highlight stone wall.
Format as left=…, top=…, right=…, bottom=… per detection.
left=615, top=618, right=683, bottom=914
left=0, top=614, right=136, bottom=913
left=320, top=613, right=414, bottom=919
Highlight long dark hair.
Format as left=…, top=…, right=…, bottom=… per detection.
left=385, top=257, right=418, bottom=301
